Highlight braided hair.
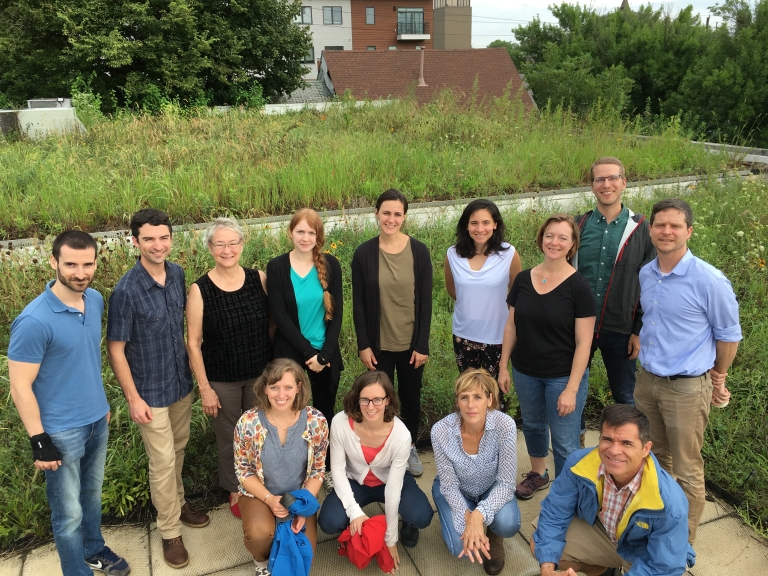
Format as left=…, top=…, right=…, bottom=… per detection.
left=289, top=209, right=334, bottom=321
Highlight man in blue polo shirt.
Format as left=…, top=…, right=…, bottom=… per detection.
left=634, top=198, right=741, bottom=543
left=8, top=231, right=130, bottom=576
left=107, top=209, right=209, bottom=569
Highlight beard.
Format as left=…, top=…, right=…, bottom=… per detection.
left=56, top=268, right=92, bottom=293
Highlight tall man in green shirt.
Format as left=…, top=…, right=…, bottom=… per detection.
left=573, top=157, right=655, bottom=445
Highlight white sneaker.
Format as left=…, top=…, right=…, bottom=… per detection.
left=254, top=562, right=271, bottom=575
left=408, top=445, right=423, bottom=477
left=323, top=473, right=334, bottom=493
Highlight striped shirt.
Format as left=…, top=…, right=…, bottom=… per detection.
left=598, top=462, right=644, bottom=543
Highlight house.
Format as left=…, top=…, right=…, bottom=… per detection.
left=433, top=0, right=471, bottom=49
left=350, top=0, right=433, bottom=51
left=294, top=0, right=354, bottom=79
left=318, top=47, right=537, bottom=107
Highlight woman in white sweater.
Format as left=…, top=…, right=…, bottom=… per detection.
left=318, top=371, right=433, bottom=572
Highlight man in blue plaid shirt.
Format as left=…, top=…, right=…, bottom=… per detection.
left=107, top=209, right=209, bottom=570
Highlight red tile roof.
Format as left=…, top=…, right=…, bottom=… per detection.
left=322, top=48, right=535, bottom=107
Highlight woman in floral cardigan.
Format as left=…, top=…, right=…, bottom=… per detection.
left=234, top=358, right=329, bottom=576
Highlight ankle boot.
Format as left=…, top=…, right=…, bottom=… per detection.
left=484, top=528, right=505, bottom=575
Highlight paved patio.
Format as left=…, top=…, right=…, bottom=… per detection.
left=2, top=430, right=767, bottom=576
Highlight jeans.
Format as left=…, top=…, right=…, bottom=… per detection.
left=432, top=477, right=520, bottom=557
left=377, top=350, right=424, bottom=443
left=318, top=472, right=434, bottom=534
left=513, top=367, right=589, bottom=477
left=581, top=331, right=637, bottom=433
left=45, top=416, right=108, bottom=576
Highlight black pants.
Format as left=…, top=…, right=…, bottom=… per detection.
left=377, top=350, right=424, bottom=443
left=308, top=364, right=337, bottom=468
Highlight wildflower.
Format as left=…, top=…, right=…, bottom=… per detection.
left=759, top=246, right=765, bottom=252
left=737, top=231, right=745, bottom=237
left=331, top=242, right=337, bottom=249
left=324, top=250, right=331, bottom=254
left=711, top=243, right=717, bottom=247
left=338, top=241, right=343, bottom=246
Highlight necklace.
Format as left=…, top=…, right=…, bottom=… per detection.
left=541, top=277, right=547, bottom=284
left=268, top=411, right=299, bottom=432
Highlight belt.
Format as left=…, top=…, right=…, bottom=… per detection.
left=644, top=368, right=706, bottom=380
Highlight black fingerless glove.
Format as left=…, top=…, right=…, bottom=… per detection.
left=316, top=352, right=330, bottom=366
left=30, top=433, right=63, bottom=462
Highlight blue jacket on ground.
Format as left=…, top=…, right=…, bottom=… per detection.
left=533, top=448, right=695, bottom=576
left=268, top=489, right=320, bottom=576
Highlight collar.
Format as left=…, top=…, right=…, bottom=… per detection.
left=133, top=258, right=172, bottom=289
left=650, top=248, right=693, bottom=277
left=598, top=461, right=644, bottom=496
left=590, top=205, right=628, bottom=225
left=43, top=280, right=89, bottom=313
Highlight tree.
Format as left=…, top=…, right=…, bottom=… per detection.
left=0, top=0, right=312, bottom=108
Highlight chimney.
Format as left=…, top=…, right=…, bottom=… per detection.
left=418, top=49, right=427, bottom=87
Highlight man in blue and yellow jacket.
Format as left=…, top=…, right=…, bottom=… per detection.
left=531, top=405, right=695, bottom=576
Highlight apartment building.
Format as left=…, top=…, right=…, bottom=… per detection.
left=294, top=0, right=353, bottom=78
left=350, top=0, right=433, bottom=51
left=433, top=0, right=471, bottom=49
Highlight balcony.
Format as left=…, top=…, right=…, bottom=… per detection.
left=397, top=21, right=430, bottom=40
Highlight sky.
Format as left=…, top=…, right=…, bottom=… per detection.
left=469, top=0, right=723, bottom=47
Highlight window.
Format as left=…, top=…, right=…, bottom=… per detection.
left=294, top=6, right=312, bottom=24
left=388, top=46, right=397, bottom=50
left=323, top=6, right=342, bottom=24
left=301, top=46, right=315, bottom=64
left=366, top=7, right=375, bottom=24
left=397, top=7, right=424, bottom=34
left=367, top=46, right=376, bottom=51
left=325, top=46, right=344, bottom=51
left=415, top=45, right=422, bottom=50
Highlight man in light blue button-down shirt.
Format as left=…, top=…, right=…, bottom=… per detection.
left=634, top=198, right=741, bottom=544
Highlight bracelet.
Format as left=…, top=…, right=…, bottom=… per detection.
left=263, top=493, right=272, bottom=503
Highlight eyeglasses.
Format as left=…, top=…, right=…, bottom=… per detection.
left=209, top=239, right=243, bottom=250
left=358, top=397, right=386, bottom=406
left=593, top=175, right=623, bottom=185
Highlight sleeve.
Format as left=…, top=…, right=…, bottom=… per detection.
left=431, top=419, right=472, bottom=535
left=351, top=246, right=371, bottom=351
left=233, top=412, right=258, bottom=488
left=329, top=414, right=365, bottom=522
left=627, top=501, right=691, bottom=576
left=532, top=463, right=581, bottom=565
left=307, top=409, right=329, bottom=482
left=383, top=431, right=411, bottom=546
left=321, top=255, right=344, bottom=358
left=266, top=258, right=316, bottom=360
left=706, top=275, right=742, bottom=343
left=106, top=287, right=134, bottom=342
left=413, top=241, right=433, bottom=355
left=573, top=274, right=597, bottom=318
left=632, top=222, right=656, bottom=335
left=8, top=315, right=48, bottom=363
left=506, top=272, right=523, bottom=307
left=475, top=416, right=518, bottom=528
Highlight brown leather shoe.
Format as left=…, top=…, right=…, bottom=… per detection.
left=484, top=528, right=505, bottom=575
left=180, top=502, right=210, bottom=528
left=162, top=536, right=189, bottom=568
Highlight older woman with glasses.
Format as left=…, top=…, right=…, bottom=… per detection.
left=187, top=217, right=272, bottom=518
left=318, top=371, right=433, bottom=573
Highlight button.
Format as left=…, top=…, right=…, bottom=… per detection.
left=602, top=247, right=606, bottom=250
left=658, top=280, right=662, bottom=283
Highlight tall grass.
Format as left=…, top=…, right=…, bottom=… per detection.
left=0, top=96, right=730, bottom=239
left=0, top=176, right=766, bottom=547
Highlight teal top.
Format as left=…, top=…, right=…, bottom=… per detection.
left=290, top=265, right=327, bottom=350
left=577, top=206, right=629, bottom=318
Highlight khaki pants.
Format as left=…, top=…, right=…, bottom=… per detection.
left=634, top=367, right=712, bottom=542
left=239, top=495, right=318, bottom=562
left=138, top=393, right=193, bottom=539
left=532, top=515, right=631, bottom=571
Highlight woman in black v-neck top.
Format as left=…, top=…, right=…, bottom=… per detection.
left=498, top=214, right=595, bottom=496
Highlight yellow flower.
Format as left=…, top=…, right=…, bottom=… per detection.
left=331, top=242, right=338, bottom=249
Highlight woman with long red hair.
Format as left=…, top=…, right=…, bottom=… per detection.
left=266, top=209, right=343, bottom=488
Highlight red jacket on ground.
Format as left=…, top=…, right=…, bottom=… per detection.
left=337, top=515, right=395, bottom=573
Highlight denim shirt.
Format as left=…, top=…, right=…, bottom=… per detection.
left=107, top=259, right=192, bottom=407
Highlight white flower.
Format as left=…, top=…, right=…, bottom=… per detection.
left=760, top=246, right=765, bottom=252
left=737, top=231, right=745, bottom=237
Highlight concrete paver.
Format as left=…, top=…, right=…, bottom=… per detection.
left=0, top=554, right=21, bottom=576
left=2, top=429, right=767, bottom=576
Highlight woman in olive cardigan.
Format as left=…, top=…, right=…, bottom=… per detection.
left=351, top=188, right=433, bottom=477
left=266, top=209, right=344, bottom=441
